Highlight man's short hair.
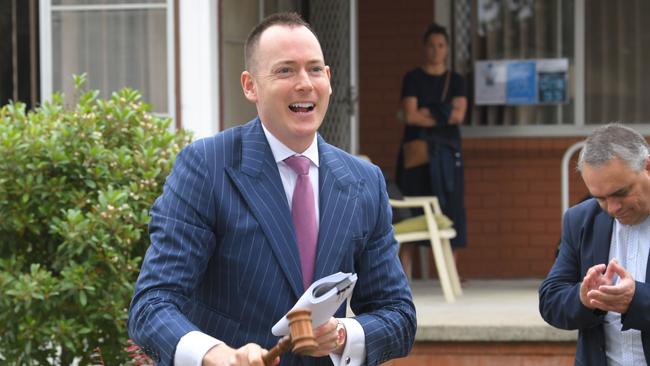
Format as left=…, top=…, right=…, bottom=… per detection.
left=578, top=123, right=649, bottom=172
left=244, top=12, right=318, bottom=72
left=422, top=22, right=449, bottom=44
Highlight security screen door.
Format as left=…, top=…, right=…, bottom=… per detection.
left=309, top=0, right=358, bottom=154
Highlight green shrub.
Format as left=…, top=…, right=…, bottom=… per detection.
left=0, top=76, right=191, bottom=365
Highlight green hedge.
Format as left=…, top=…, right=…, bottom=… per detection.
left=0, top=76, right=191, bottom=365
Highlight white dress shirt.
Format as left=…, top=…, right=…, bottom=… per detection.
left=603, top=215, right=650, bottom=366
left=174, top=126, right=366, bottom=365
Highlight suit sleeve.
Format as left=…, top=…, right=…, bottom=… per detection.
left=128, top=143, right=217, bottom=366
left=350, top=165, right=417, bottom=366
left=621, top=282, right=650, bottom=331
left=539, top=208, right=605, bottom=330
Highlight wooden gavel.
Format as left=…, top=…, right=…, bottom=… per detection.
left=262, top=309, right=318, bottom=366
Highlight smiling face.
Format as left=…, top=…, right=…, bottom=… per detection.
left=581, top=156, right=650, bottom=225
left=241, top=25, right=332, bottom=153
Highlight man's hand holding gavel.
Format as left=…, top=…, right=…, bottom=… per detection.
left=310, top=317, right=347, bottom=357
left=202, top=316, right=346, bottom=365
left=202, top=343, right=276, bottom=366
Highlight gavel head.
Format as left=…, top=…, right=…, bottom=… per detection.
left=286, top=309, right=318, bottom=355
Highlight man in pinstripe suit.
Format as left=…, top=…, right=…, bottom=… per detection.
left=128, top=12, right=416, bottom=366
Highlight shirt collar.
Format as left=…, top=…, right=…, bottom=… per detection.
left=261, top=123, right=319, bottom=167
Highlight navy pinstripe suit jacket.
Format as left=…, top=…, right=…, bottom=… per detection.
left=128, top=118, right=416, bottom=366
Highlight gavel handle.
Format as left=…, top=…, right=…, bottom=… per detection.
left=262, top=335, right=292, bottom=366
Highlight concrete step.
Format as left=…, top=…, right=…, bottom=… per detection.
left=411, top=279, right=577, bottom=342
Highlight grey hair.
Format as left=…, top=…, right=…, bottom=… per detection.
left=577, top=123, right=649, bottom=172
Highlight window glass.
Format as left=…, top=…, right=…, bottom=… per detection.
left=471, top=0, right=574, bottom=126
left=585, top=0, right=650, bottom=124
left=51, top=8, right=168, bottom=113
left=53, top=0, right=165, bottom=5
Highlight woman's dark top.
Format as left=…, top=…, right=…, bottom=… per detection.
left=400, top=68, right=466, bottom=141
left=396, top=67, right=468, bottom=247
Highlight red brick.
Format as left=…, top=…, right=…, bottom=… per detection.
left=465, top=194, right=482, bottom=208
left=532, top=260, right=555, bottom=275
left=529, top=234, right=560, bottom=247
left=482, top=222, right=499, bottom=233
left=513, top=194, right=547, bottom=208
left=472, top=182, right=504, bottom=194
left=530, top=208, right=561, bottom=220
left=502, top=208, right=529, bottom=220
left=519, top=247, right=548, bottom=260
left=514, top=221, right=550, bottom=234
left=467, top=208, right=496, bottom=221
left=499, top=221, right=513, bottom=233
left=483, top=168, right=513, bottom=181
left=501, top=181, right=530, bottom=194
left=514, top=168, right=546, bottom=181
left=465, top=169, right=483, bottom=182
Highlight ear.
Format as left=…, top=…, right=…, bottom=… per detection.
left=241, top=71, right=258, bottom=103
left=325, top=65, right=332, bottom=95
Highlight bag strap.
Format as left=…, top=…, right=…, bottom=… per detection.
left=441, top=70, right=451, bottom=102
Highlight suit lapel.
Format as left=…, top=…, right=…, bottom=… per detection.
left=226, top=119, right=303, bottom=298
left=313, top=139, right=361, bottom=282
left=593, top=210, right=614, bottom=267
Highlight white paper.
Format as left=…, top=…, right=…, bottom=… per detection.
left=271, top=272, right=358, bottom=336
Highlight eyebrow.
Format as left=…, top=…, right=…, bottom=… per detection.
left=592, top=184, right=631, bottom=200
left=271, top=59, right=325, bottom=67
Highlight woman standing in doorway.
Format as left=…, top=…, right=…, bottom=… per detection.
left=396, top=23, right=468, bottom=277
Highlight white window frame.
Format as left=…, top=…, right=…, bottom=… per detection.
left=178, top=0, right=219, bottom=138
left=39, top=0, right=176, bottom=124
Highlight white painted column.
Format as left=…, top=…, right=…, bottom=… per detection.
left=574, top=0, right=585, bottom=126
left=179, top=0, right=220, bottom=138
left=39, top=0, right=53, bottom=102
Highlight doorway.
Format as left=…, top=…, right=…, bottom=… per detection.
left=0, top=0, right=39, bottom=109
left=219, top=0, right=358, bottom=153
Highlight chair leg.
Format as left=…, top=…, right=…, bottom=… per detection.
left=398, top=243, right=412, bottom=280
left=420, top=246, right=432, bottom=278
left=442, top=239, right=463, bottom=296
left=429, top=236, right=455, bottom=302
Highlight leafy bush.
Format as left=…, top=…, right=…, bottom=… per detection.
left=0, top=76, right=191, bottom=365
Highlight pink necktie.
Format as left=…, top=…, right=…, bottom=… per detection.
left=284, top=155, right=317, bottom=289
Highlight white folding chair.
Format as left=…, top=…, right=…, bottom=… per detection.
left=390, top=196, right=462, bottom=302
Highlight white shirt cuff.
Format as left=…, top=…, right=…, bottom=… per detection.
left=174, top=331, right=222, bottom=366
left=329, top=318, right=366, bottom=366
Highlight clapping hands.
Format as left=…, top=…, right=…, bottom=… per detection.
left=580, top=258, right=636, bottom=313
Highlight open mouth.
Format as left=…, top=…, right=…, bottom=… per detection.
left=289, top=102, right=315, bottom=113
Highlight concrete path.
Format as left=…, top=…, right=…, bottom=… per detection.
left=410, top=279, right=578, bottom=342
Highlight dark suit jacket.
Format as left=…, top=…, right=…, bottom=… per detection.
left=128, top=118, right=416, bottom=366
left=539, top=199, right=650, bottom=365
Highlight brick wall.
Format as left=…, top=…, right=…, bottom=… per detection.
left=459, top=138, right=590, bottom=278
left=383, top=342, right=576, bottom=366
left=357, top=0, right=433, bottom=169
left=357, top=0, right=592, bottom=278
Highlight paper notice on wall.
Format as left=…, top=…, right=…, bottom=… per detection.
left=537, top=58, right=569, bottom=104
left=475, top=61, right=507, bottom=105
left=474, top=58, right=568, bottom=105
